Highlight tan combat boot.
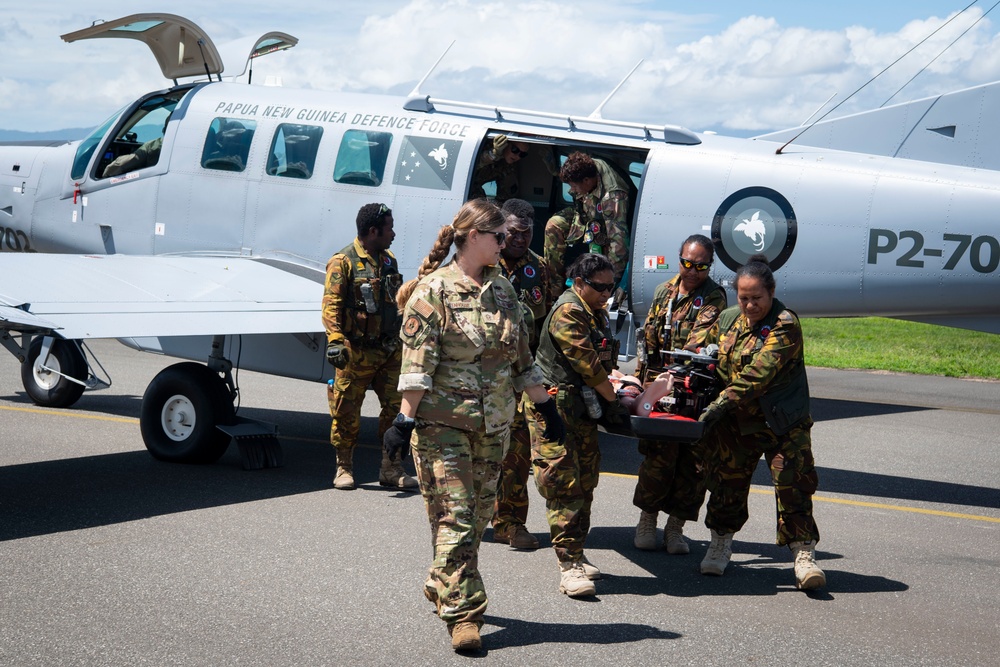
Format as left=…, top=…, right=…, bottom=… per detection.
left=700, top=529, right=734, bottom=576
left=664, top=515, right=690, bottom=555
left=494, top=524, right=539, bottom=550
left=790, top=540, right=826, bottom=590
left=558, top=561, right=597, bottom=597
left=634, top=510, right=658, bottom=551
left=333, top=449, right=355, bottom=490
left=379, top=451, right=418, bottom=490
left=449, top=622, right=482, bottom=651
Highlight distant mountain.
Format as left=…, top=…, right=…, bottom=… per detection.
left=0, top=128, right=93, bottom=142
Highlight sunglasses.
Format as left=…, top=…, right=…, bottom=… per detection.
left=584, top=278, right=615, bottom=294
left=508, top=145, right=528, bottom=157
left=679, top=256, right=711, bottom=271
left=377, top=203, right=391, bottom=217
left=489, top=231, right=507, bottom=245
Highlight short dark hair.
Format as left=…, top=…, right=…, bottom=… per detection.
left=559, top=151, right=598, bottom=184
left=567, top=253, right=614, bottom=280
left=501, top=198, right=534, bottom=222
left=736, top=253, right=775, bottom=292
left=680, top=234, right=715, bottom=262
left=356, top=203, right=391, bottom=237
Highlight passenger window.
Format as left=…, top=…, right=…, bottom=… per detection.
left=95, top=89, right=189, bottom=179
left=267, top=124, right=323, bottom=179
left=334, top=129, right=393, bottom=187
left=201, top=118, right=256, bottom=172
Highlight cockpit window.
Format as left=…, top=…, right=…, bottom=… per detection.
left=201, top=118, right=256, bottom=172
left=95, top=89, right=189, bottom=180
left=333, top=129, right=393, bottom=187
left=266, top=123, right=323, bottom=179
left=71, top=105, right=126, bottom=181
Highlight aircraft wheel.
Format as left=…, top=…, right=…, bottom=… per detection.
left=140, top=362, right=235, bottom=464
left=21, top=337, right=87, bottom=408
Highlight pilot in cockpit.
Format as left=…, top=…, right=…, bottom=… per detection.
left=102, top=115, right=171, bottom=178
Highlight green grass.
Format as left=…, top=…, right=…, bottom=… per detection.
left=801, top=317, right=1000, bottom=380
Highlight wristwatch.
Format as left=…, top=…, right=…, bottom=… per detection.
left=393, top=413, right=416, bottom=430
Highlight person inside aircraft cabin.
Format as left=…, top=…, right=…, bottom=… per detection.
left=470, top=134, right=530, bottom=204
left=491, top=198, right=559, bottom=551
left=102, top=116, right=171, bottom=178
left=545, top=151, right=631, bottom=288
left=322, top=203, right=417, bottom=492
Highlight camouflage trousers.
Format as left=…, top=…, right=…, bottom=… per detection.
left=632, top=438, right=707, bottom=520
left=703, top=417, right=820, bottom=546
left=327, top=345, right=401, bottom=455
left=493, top=401, right=531, bottom=534
left=527, top=395, right=601, bottom=564
left=412, top=422, right=509, bottom=626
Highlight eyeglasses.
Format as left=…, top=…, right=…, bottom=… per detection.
left=679, top=256, right=711, bottom=271
left=508, top=145, right=528, bottom=157
left=489, top=231, right=507, bottom=245
left=584, top=278, right=615, bottom=294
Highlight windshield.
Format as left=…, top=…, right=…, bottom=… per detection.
left=71, top=105, right=127, bottom=181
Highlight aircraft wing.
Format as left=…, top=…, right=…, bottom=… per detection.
left=0, top=254, right=324, bottom=339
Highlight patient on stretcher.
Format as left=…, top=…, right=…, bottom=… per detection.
left=610, top=370, right=675, bottom=417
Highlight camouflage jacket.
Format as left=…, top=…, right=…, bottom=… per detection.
left=639, top=274, right=727, bottom=378
left=549, top=159, right=630, bottom=284
left=398, top=261, right=542, bottom=434
left=470, top=148, right=519, bottom=203
left=704, top=298, right=811, bottom=434
left=542, top=206, right=576, bottom=292
left=535, top=288, right=618, bottom=389
left=322, top=238, right=403, bottom=348
left=498, top=249, right=558, bottom=350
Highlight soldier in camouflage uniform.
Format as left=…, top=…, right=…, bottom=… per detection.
left=470, top=134, right=530, bottom=204
left=322, top=203, right=416, bottom=491
left=527, top=253, right=630, bottom=598
left=632, top=234, right=727, bottom=554
left=545, top=152, right=631, bottom=286
left=492, top=199, right=559, bottom=551
left=694, top=254, right=825, bottom=591
left=382, top=199, right=564, bottom=652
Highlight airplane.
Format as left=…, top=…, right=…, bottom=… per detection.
left=1, top=13, right=998, bottom=468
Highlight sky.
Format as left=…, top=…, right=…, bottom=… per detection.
left=3, top=1, right=1000, bottom=135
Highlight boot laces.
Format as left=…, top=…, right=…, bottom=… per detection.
left=636, top=512, right=656, bottom=538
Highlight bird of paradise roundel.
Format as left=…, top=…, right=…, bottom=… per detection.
left=711, top=187, right=797, bottom=272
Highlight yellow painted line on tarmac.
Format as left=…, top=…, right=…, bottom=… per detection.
left=0, top=404, right=138, bottom=424
left=8, top=405, right=998, bottom=524
left=603, top=471, right=1000, bottom=524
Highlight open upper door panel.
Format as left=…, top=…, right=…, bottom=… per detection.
left=216, top=32, right=299, bottom=80
left=61, top=13, right=224, bottom=81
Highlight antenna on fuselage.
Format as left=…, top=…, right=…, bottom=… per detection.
left=404, top=41, right=456, bottom=112
left=589, top=59, right=643, bottom=119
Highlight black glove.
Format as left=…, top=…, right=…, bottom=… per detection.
left=599, top=397, right=633, bottom=436
left=383, top=414, right=416, bottom=460
left=698, top=398, right=730, bottom=432
left=534, top=398, right=566, bottom=444
left=326, top=343, right=350, bottom=370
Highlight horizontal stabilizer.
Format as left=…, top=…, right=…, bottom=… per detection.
left=0, top=254, right=324, bottom=339
left=756, top=80, right=1000, bottom=171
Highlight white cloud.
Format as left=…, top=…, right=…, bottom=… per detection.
left=4, top=2, right=1000, bottom=135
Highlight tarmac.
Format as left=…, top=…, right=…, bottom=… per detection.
left=1, top=339, right=998, bottom=666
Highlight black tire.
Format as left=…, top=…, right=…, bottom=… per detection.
left=21, top=337, right=87, bottom=408
left=140, top=362, right=235, bottom=464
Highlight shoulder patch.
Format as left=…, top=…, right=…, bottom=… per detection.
left=403, top=315, right=422, bottom=338
left=412, top=297, right=435, bottom=319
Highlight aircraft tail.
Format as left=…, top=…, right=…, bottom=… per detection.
left=754, top=80, right=1000, bottom=171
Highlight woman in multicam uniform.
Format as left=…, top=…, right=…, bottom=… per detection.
left=528, top=252, right=630, bottom=598
left=694, top=254, right=826, bottom=590
left=382, top=199, right=565, bottom=653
